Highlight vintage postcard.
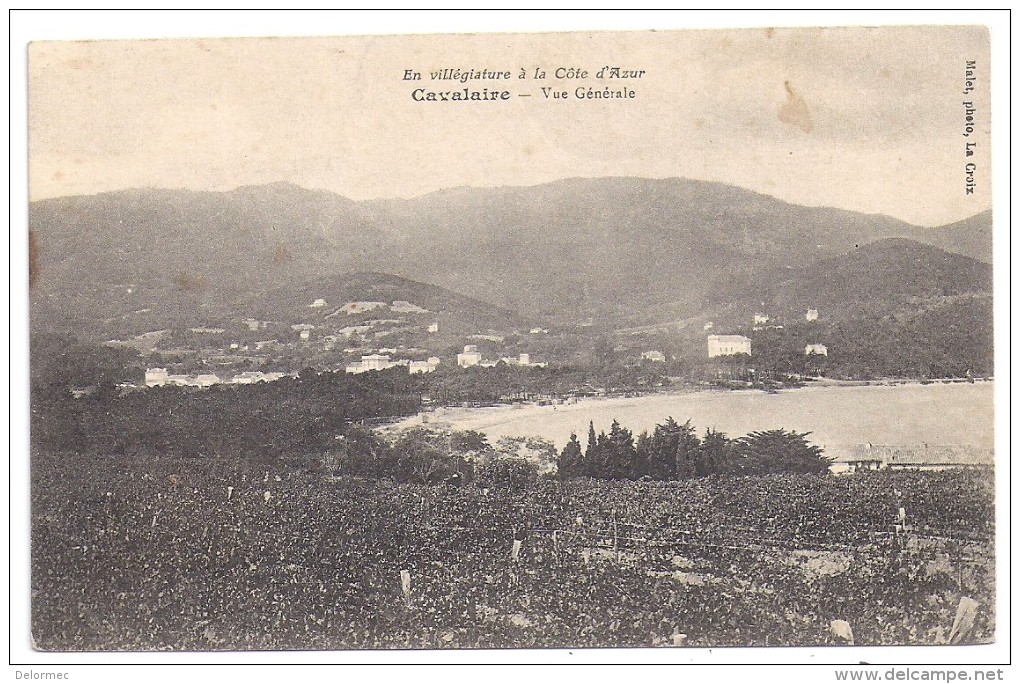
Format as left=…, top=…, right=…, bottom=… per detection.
left=23, top=21, right=999, bottom=660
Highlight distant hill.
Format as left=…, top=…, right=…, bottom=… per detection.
left=249, top=271, right=527, bottom=333
left=695, top=238, right=992, bottom=327
left=364, top=177, right=922, bottom=323
left=768, top=238, right=991, bottom=318
left=28, top=178, right=993, bottom=339
left=619, top=232, right=995, bottom=334
left=907, top=210, right=993, bottom=264
left=28, top=183, right=385, bottom=337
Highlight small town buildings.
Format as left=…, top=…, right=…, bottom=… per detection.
left=707, top=335, right=752, bottom=358
left=753, top=313, right=770, bottom=326
left=232, top=371, right=267, bottom=384
left=339, top=301, right=388, bottom=315
left=310, top=298, right=328, bottom=308
left=145, top=368, right=170, bottom=387
left=290, top=324, right=315, bottom=341
left=232, top=371, right=288, bottom=384
left=806, top=309, right=819, bottom=322
left=828, top=455, right=884, bottom=475
left=346, top=354, right=397, bottom=374
left=409, top=357, right=441, bottom=374
left=146, top=368, right=289, bottom=389
left=828, top=443, right=993, bottom=474
left=194, top=374, right=221, bottom=388
left=161, top=373, right=220, bottom=388
left=457, top=345, right=483, bottom=368
left=498, top=353, right=548, bottom=368
left=805, top=344, right=828, bottom=356
left=641, top=350, right=666, bottom=363
left=703, top=322, right=714, bottom=331
left=345, top=353, right=437, bottom=375
left=427, top=322, right=439, bottom=333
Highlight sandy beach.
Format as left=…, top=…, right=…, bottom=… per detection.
left=387, top=381, right=996, bottom=452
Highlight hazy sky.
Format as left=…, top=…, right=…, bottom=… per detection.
left=28, top=25, right=991, bottom=226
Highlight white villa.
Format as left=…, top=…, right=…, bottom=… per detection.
left=457, top=345, right=483, bottom=368
left=805, top=344, right=828, bottom=356
left=707, top=335, right=751, bottom=358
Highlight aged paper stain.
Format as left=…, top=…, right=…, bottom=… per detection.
left=778, top=80, right=813, bottom=133
left=273, top=244, right=293, bottom=265
left=173, top=272, right=209, bottom=292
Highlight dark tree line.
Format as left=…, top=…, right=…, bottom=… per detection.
left=412, top=362, right=668, bottom=405
left=738, top=297, right=994, bottom=381
left=32, top=368, right=420, bottom=462
left=324, top=427, right=554, bottom=492
left=557, top=418, right=831, bottom=480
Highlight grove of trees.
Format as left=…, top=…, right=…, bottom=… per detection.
left=558, top=418, right=831, bottom=480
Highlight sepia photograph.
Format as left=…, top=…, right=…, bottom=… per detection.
left=14, top=10, right=1007, bottom=670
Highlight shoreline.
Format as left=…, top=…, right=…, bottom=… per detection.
left=384, top=379, right=995, bottom=453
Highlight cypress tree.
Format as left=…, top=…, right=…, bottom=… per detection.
left=583, top=421, right=598, bottom=477
left=558, top=432, right=583, bottom=479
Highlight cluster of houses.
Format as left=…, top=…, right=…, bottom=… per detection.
left=144, top=356, right=444, bottom=388
left=827, top=443, right=993, bottom=474
left=704, top=309, right=827, bottom=359
left=322, top=299, right=429, bottom=317
left=158, top=301, right=448, bottom=378
left=142, top=326, right=548, bottom=391
left=705, top=334, right=828, bottom=359
left=144, top=368, right=291, bottom=388
left=245, top=318, right=439, bottom=346
left=239, top=299, right=437, bottom=345
left=142, top=302, right=840, bottom=390
left=344, top=354, right=442, bottom=375
left=456, top=345, right=547, bottom=369
left=143, top=340, right=548, bottom=389
left=707, top=334, right=753, bottom=358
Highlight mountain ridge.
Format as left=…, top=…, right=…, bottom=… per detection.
left=28, top=177, right=993, bottom=339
